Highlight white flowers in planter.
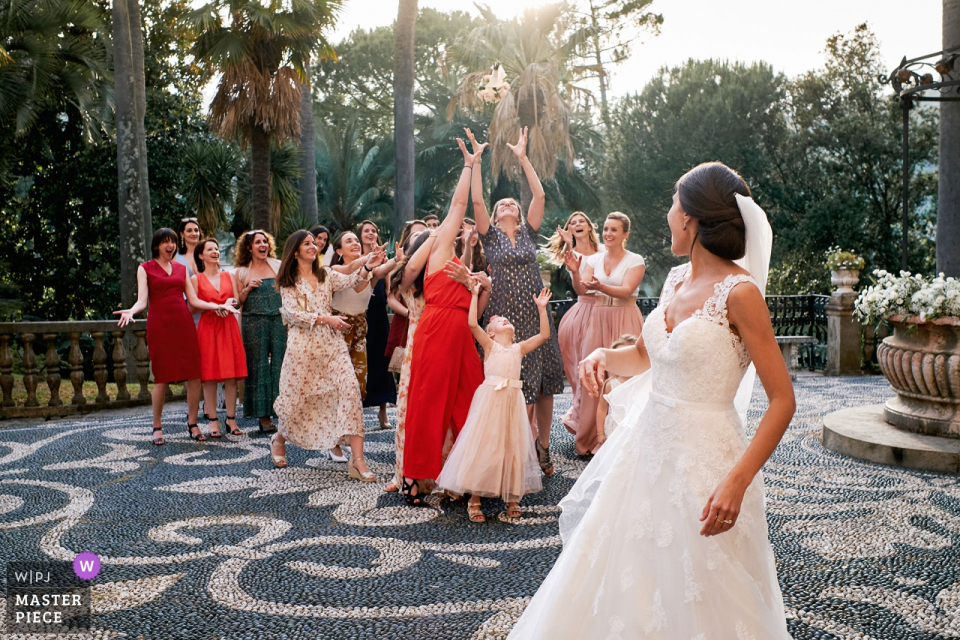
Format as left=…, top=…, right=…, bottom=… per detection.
left=477, top=63, right=510, bottom=104
left=855, top=269, right=960, bottom=325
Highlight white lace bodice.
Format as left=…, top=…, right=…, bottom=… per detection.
left=643, top=263, right=757, bottom=405
left=484, top=341, right=522, bottom=380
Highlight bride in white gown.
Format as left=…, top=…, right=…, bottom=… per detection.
left=508, top=162, right=796, bottom=639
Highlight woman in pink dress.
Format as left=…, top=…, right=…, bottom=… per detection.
left=567, top=212, right=646, bottom=455
left=191, top=238, right=247, bottom=437
left=115, top=228, right=240, bottom=445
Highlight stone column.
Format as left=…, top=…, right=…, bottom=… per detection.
left=825, top=290, right=862, bottom=376
left=939, top=0, right=960, bottom=276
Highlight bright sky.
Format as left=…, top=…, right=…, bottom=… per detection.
left=331, top=0, right=944, bottom=96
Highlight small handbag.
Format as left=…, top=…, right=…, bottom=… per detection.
left=388, top=346, right=406, bottom=373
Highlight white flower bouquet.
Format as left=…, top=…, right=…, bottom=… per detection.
left=477, top=62, right=510, bottom=104
left=855, top=269, right=960, bottom=325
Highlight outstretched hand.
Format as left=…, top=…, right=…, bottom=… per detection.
left=395, top=241, right=405, bottom=262
left=457, top=137, right=487, bottom=167
left=114, top=309, right=135, bottom=327
left=365, top=243, right=388, bottom=268
left=444, top=260, right=471, bottom=285
left=557, top=224, right=573, bottom=247
left=533, top=287, right=552, bottom=308
left=563, top=249, right=581, bottom=273
left=506, top=127, right=528, bottom=160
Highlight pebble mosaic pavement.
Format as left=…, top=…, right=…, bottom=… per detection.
left=0, top=376, right=959, bottom=639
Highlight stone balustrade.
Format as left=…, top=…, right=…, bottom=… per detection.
left=0, top=320, right=184, bottom=420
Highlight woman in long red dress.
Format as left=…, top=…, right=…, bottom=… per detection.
left=115, top=228, right=240, bottom=444
left=399, top=138, right=487, bottom=505
left=192, top=238, right=248, bottom=437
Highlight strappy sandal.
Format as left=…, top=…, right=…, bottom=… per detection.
left=401, top=476, right=423, bottom=506
left=151, top=427, right=165, bottom=446
left=467, top=499, right=485, bottom=523
left=535, top=439, right=554, bottom=477
left=224, top=415, right=243, bottom=436
left=205, top=414, right=222, bottom=438
left=384, top=480, right=399, bottom=493
left=258, top=418, right=277, bottom=434
left=270, top=433, right=287, bottom=468
left=505, top=502, right=522, bottom=518
left=186, top=421, right=207, bottom=442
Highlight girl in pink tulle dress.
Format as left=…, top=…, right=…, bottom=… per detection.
left=437, top=284, right=553, bottom=522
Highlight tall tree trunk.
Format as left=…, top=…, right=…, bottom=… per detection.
left=128, top=0, right=151, bottom=246
left=588, top=0, right=611, bottom=132
left=939, top=0, right=960, bottom=276
left=113, top=0, right=145, bottom=309
left=517, top=94, right=540, bottom=216
left=251, top=124, right=273, bottom=233
left=298, top=71, right=318, bottom=225
left=393, top=0, right=417, bottom=235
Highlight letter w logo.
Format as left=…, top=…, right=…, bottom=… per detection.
left=78, top=560, right=95, bottom=573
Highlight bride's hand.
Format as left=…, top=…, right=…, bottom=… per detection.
left=578, top=349, right=607, bottom=398
left=699, top=473, right=749, bottom=537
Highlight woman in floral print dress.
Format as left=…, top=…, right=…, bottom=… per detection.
left=270, top=230, right=386, bottom=482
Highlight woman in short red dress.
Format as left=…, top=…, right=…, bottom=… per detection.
left=399, top=138, right=487, bottom=505
left=192, top=237, right=247, bottom=437
left=116, top=228, right=239, bottom=444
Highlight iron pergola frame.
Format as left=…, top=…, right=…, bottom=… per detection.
left=880, top=46, right=960, bottom=271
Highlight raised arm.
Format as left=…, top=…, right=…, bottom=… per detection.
left=564, top=250, right=588, bottom=296
left=698, top=282, right=795, bottom=537
left=465, top=129, right=492, bottom=236
left=468, top=281, right=493, bottom=352
left=506, top=127, right=546, bottom=231
left=114, top=265, right=151, bottom=326
left=427, top=138, right=485, bottom=274
left=519, top=288, right=552, bottom=356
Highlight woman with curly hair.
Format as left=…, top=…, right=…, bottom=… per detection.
left=235, top=229, right=284, bottom=433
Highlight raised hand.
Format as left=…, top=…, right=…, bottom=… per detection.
left=563, top=249, right=581, bottom=273
left=444, top=259, right=471, bottom=284
left=395, top=241, right=405, bottom=262
left=464, top=128, right=484, bottom=154
left=533, top=287, right=552, bottom=308
left=506, top=126, right=528, bottom=160
left=457, top=137, right=487, bottom=167
left=557, top=224, right=573, bottom=247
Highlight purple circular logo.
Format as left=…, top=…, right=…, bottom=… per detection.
left=73, top=552, right=101, bottom=580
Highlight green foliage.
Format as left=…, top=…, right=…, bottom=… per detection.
left=825, top=247, right=865, bottom=272
left=182, top=139, right=243, bottom=233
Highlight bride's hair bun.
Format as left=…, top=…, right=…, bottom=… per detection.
left=675, top=162, right=751, bottom=260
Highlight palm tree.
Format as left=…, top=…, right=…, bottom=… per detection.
left=235, top=142, right=303, bottom=237
left=452, top=3, right=590, bottom=212
left=315, top=120, right=394, bottom=234
left=393, top=0, right=417, bottom=233
left=188, top=0, right=342, bottom=233
left=182, top=140, right=243, bottom=233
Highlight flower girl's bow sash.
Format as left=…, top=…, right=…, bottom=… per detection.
left=485, top=375, right=523, bottom=391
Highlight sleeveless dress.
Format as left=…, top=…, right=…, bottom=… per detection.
left=565, top=250, right=646, bottom=454
left=274, top=268, right=370, bottom=450
left=239, top=264, right=285, bottom=420
left=557, top=247, right=603, bottom=427
left=402, top=257, right=484, bottom=481
left=390, top=290, right=426, bottom=488
left=195, top=271, right=247, bottom=382
left=482, top=223, right=565, bottom=405
left=142, top=260, right=201, bottom=384
left=173, top=253, right=200, bottom=325
left=507, top=265, right=790, bottom=639
left=436, top=341, right=542, bottom=503
left=363, top=278, right=397, bottom=407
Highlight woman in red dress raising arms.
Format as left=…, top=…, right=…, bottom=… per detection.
left=399, top=138, right=487, bottom=505
left=192, top=238, right=247, bottom=437
left=115, top=228, right=240, bottom=444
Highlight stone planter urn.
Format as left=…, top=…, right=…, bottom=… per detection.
left=830, top=269, right=860, bottom=294
left=877, top=316, right=960, bottom=438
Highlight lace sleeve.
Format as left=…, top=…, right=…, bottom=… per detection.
left=701, top=274, right=759, bottom=326
left=658, top=264, right=690, bottom=307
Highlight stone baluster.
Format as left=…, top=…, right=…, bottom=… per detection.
left=0, top=333, right=13, bottom=407
left=22, top=333, right=38, bottom=407
left=111, top=330, right=130, bottom=401
left=43, top=334, right=62, bottom=407
left=68, top=332, right=85, bottom=405
left=134, top=330, right=151, bottom=401
left=91, top=332, right=108, bottom=403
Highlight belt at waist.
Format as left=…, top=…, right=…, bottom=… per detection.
left=648, top=391, right=735, bottom=413
left=484, top=375, right=523, bottom=391
left=595, top=294, right=637, bottom=308
left=577, top=295, right=597, bottom=304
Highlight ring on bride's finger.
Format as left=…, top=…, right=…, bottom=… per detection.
left=721, top=519, right=733, bottom=524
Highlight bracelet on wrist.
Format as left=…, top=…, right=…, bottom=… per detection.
left=463, top=164, right=473, bottom=170
left=363, top=264, right=372, bottom=272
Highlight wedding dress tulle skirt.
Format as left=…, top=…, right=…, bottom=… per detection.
left=507, top=390, right=790, bottom=639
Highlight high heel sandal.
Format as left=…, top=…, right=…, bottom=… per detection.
left=400, top=477, right=422, bottom=506
left=186, top=421, right=207, bottom=442
left=467, top=499, right=485, bottom=523
left=151, top=427, right=165, bottom=446
left=224, top=415, right=243, bottom=436
left=348, top=457, right=377, bottom=483
left=205, top=413, right=222, bottom=438
left=258, top=418, right=277, bottom=434
left=270, top=433, right=287, bottom=468
left=505, top=502, right=522, bottom=518
left=535, top=439, right=554, bottom=477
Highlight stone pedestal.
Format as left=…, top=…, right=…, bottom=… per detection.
left=825, top=291, right=861, bottom=376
